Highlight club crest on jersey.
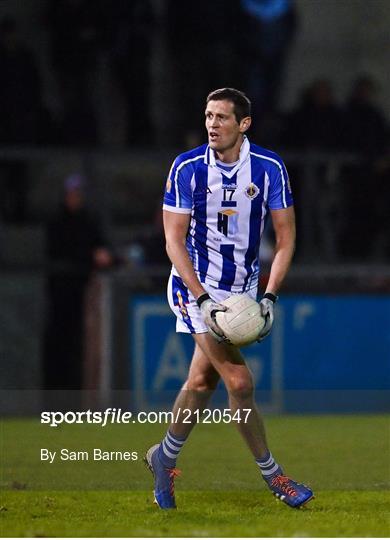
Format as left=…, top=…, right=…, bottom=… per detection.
left=217, top=209, right=238, bottom=237
left=244, top=183, right=259, bottom=199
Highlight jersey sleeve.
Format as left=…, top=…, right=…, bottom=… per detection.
left=163, top=157, right=193, bottom=214
left=267, top=158, right=294, bottom=210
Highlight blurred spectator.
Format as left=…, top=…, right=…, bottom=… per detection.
left=165, top=0, right=241, bottom=147
left=43, top=173, right=113, bottom=392
left=0, top=16, right=41, bottom=221
left=341, top=134, right=390, bottom=262
left=0, top=161, right=30, bottom=223
left=107, top=0, right=154, bottom=146
left=339, top=76, right=388, bottom=259
left=372, top=137, right=390, bottom=260
left=283, top=79, right=342, bottom=150
left=342, top=75, right=388, bottom=156
left=47, top=0, right=106, bottom=145
left=142, top=202, right=169, bottom=266
left=240, top=0, right=297, bottom=132
left=0, top=16, right=43, bottom=144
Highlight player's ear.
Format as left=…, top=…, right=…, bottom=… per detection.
left=240, top=116, right=251, bottom=133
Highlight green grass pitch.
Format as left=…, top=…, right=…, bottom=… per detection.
left=1, top=415, right=389, bottom=537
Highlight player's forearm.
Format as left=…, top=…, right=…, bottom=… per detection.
left=165, top=240, right=206, bottom=299
left=265, top=238, right=295, bottom=295
left=265, top=206, right=296, bottom=296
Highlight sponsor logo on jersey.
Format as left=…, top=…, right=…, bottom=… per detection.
left=217, top=209, right=239, bottom=237
left=166, top=178, right=172, bottom=193
left=244, top=182, right=259, bottom=199
left=222, top=182, right=237, bottom=189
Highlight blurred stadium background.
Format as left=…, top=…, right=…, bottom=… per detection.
left=0, top=0, right=389, bottom=416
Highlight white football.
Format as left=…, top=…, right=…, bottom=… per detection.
left=215, top=293, right=266, bottom=347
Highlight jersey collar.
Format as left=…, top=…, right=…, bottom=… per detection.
left=204, top=136, right=250, bottom=178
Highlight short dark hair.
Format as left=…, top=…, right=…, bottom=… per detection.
left=206, top=88, right=251, bottom=123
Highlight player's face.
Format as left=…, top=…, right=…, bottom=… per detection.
left=205, top=100, right=251, bottom=159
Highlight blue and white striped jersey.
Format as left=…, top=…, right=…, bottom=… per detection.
left=163, top=136, right=293, bottom=292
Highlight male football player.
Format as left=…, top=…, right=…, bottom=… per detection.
left=145, top=88, right=313, bottom=509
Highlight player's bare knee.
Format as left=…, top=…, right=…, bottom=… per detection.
left=227, top=376, right=254, bottom=399
left=186, top=373, right=218, bottom=393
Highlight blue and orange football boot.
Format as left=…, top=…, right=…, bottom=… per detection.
left=144, top=444, right=180, bottom=509
left=266, top=474, right=314, bottom=508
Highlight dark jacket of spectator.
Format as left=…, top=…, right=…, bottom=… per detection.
left=0, top=17, right=42, bottom=144
left=283, top=79, right=342, bottom=151
left=342, top=76, right=388, bottom=157
left=43, top=174, right=113, bottom=392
